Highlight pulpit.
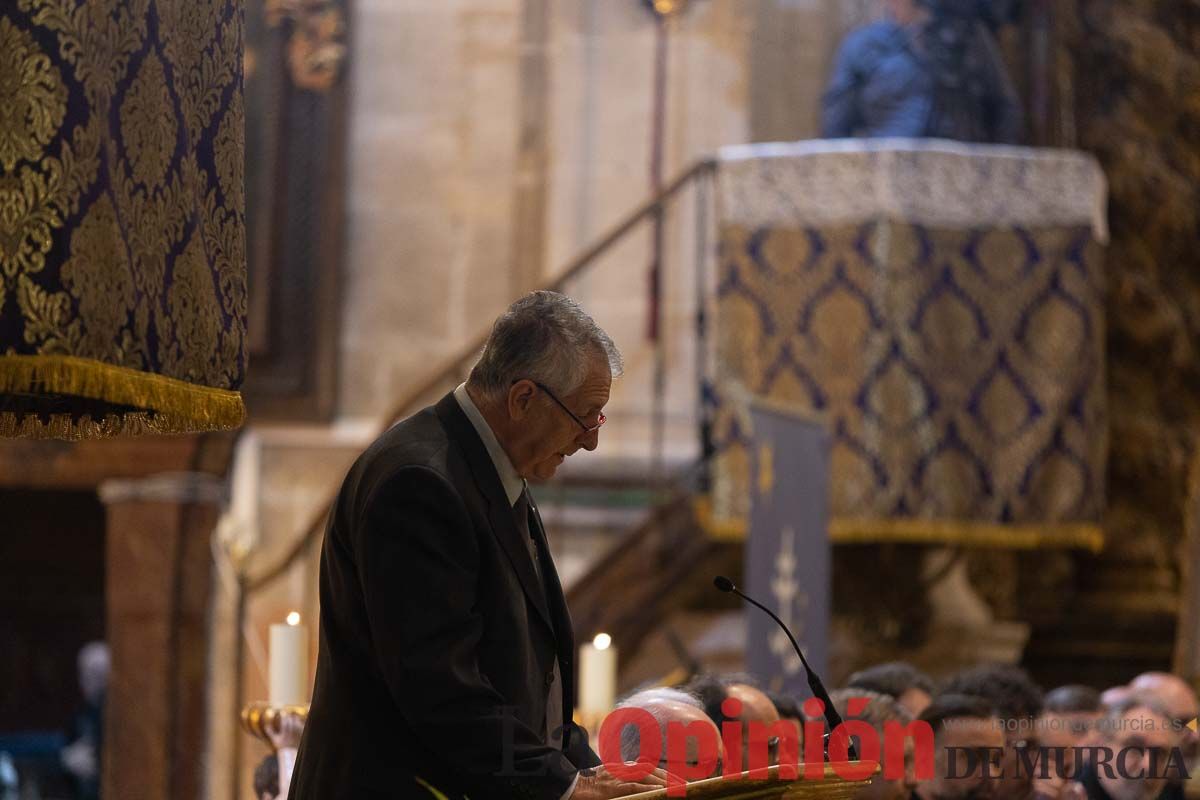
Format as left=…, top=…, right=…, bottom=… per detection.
left=707, top=138, right=1108, bottom=552
left=619, top=763, right=877, bottom=800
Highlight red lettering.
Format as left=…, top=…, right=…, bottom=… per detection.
left=598, top=707, right=659, bottom=782
left=829, top=720, right=879, bottom=781
left=884, top=720, right=935, bottom=781
left=803, top=698, right=826, bottom=780
left=664, top=720, right=720, bottom=797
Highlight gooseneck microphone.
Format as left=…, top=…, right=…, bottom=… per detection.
left=713, top=575, right=858, bottom=761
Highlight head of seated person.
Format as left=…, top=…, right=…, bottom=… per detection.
left=1089, top=695, right=1182, bottom=800
left=1128, top=672, right=1198, bottom=762
left=683, top=674, right=796, bottom=771
left=830, top=688, right=914, bottom=800
left=615, top=687, right=724, bottom=779
left=1040, top=684, right=1103, bottom=768
left=913, top=693, right=1005, bottom=800
left=940, top=664, right=1044, bottom=800
left=847, top=662, right=936, bottom=718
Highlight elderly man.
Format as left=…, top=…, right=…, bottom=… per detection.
left=1128, top=673, right=1197, bottom=742
left=1074, top=696, right=1182, bottom=800
left=1128, top=673, right=1198, bottom=800
left=290, top=292, right=667, bottom=799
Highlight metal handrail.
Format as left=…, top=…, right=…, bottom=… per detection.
left=242, top=157, right=717, bottom=592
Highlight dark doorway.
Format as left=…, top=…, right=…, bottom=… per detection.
left=0, top=489, right=106, bottom=798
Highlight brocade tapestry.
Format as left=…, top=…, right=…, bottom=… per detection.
left=708, top=140, right=1108, bottom=549
left=0, top=0, right=246, bottom=438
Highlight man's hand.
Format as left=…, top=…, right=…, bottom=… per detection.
left=571, top=764, right=672, bottom=799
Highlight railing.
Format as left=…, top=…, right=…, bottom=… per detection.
left=240, top=156, right=718, bottom=593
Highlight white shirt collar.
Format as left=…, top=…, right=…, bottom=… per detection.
left=453, top=383, right=525, bottom=507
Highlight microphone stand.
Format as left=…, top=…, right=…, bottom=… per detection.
left=713, top=576, right=858, bottom=761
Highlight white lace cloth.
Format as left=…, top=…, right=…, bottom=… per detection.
left=716, top=138, right=1109, bottom=242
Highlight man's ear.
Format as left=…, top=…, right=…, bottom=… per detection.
left=507, top=380, right=537, bottom=422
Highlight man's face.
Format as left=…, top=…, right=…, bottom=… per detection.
left=1129, top=674, right=1199, bottom=759
left=1039, top=712, right=1101, bottom=775
left=1099, top=708, right=1176, bottom=800
left=916, top=717, right=1005, bottom=800
left=506, top=359, right=611, bottom=481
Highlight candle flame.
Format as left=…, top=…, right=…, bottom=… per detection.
left=593, top=632, right=612, bottom=650
left=286, top=611, right=301, bottom=626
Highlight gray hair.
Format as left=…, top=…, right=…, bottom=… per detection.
left=616, top=688, right=705, bottom=763
left=467, top=291, right=623, bottom=401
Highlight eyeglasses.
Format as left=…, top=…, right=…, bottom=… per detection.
left=526, top=380, right=606, bottom=434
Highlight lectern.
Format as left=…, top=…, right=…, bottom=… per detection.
left=618, top=762, right=878, bottom=800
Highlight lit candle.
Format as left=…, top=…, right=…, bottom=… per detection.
left=578, top=633, right=617, bottom=714
left=269, top=612, right=309, bottom=707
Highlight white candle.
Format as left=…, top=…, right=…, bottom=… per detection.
left=579, top=633, right=617, bottom=714
left=269, top=612, right=309, bottom=707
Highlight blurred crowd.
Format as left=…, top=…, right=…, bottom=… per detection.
left=0, top=642, right=108, bottom=800
left=609, top=664, right=1197, bottom=800
left=252, top=663, right=1196, bottom=800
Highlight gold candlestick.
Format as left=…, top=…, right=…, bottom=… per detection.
left=240, top=702, right=310, bottom=750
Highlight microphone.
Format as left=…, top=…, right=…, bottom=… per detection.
left=713, top=575, right=858, bottom=761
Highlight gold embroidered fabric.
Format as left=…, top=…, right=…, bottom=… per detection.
left=0, top=0, right=246, bottom=438
left=709, top=143, right=1108, bottom=549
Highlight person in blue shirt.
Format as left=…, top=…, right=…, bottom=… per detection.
left=822, top=0, right=1023, bottom=143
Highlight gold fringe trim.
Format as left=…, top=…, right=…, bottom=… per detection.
left=0, top=354, right=245, bottom=440
left=829, top=517, right=1105, bottom=553
left=694, top=497, right=1105, bottom=552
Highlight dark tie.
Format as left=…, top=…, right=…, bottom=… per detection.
left=512, top=486, right=562, bottom=749
left=512, top=488, right=540, bottom=578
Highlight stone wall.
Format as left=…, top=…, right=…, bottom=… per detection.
left=338, top=0, right=866, bottom=453
left=338, top=0, right=525, bottom=419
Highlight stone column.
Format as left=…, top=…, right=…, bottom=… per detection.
left=99, top=474, right=225, bottom=800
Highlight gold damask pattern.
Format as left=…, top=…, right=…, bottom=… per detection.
left=0, top=18, right=67, bottom=172
left=710, top=219, right=1106, bottom=549
left=0, top=0, right=246, bottom=438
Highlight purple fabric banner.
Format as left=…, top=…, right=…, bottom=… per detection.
left=745, top=400, right=831, bottom=696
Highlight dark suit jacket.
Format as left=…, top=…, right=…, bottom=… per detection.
left=289, top=392, right=600, bottom=799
